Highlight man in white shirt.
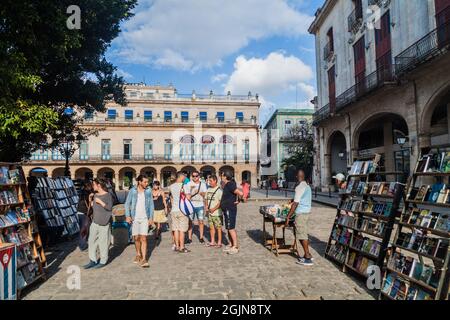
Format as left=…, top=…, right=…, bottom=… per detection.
left=186, top=170, right=207, bottom=244
left=285, top=170, right=313, bottom=266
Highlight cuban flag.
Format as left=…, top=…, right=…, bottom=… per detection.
left=0, top=245, right=16, bottom=300
left=179, top=190, right=194, bottom=217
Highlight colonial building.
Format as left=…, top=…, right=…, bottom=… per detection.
left=310, top=0, right=450, bottom=190
left=260, top=109, right=314, bottom=184
left=22, top=84, right=261, bottom=189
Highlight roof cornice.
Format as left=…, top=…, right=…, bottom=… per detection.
left=308, top=0, right=338, bottom=34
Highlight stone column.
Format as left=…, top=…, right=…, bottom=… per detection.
left=322, top=153, right=332, bottom=192
left=114, top=172, right=120, bottom=189
left=383, top=121, right=394, bottom=172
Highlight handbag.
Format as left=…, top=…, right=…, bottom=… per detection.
left=179, top=186, right=195, bottom=217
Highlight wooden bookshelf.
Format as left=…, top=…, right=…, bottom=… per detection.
left=379, top=148, right=450, bottom=300
left=324, top=155, right=405, bottom=283
left=0, top=162, right=46, bottom=299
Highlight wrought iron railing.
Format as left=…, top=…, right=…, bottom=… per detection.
left=348, top=6, right=363, bottom=33
left=335, top=66, right=395, bottom=112
left=312, top=104, right=331, bottom=126
left=395, top=19, right=450, bottom=76
left=313, top=66, right=395, bottom=126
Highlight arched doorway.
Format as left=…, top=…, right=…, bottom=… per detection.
left=241, top=171, right=251, bottom=185
left=354, top=113, right=409, bottom=180
left=180, top=166, right=197, bottom=179
left=29, top=167, right=48, bottom=177
left=52, top=167, right=65, bottom=178
left=140, top=167, right=157, bottom=182
left=75, top=167, right=94, bottom=181
left=200, top=165, right=216, bottom=179
left=428, top=90, right=449, bottom=147
left=328, top=131, right=347, bottom=181
left=97, top=167, right=115, bottom=183
left=219, top=165, right=235, bottom=178
left=119, top=167, right=136, bottom=190
left=161, top=166, right=177, bottom=187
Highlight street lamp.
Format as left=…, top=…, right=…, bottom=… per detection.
left=396, top=136, right=413, bottom=155
left=338, top=151, right=346, bottom=160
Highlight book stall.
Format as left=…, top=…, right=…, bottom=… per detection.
left=259, top=203, right=297, bottom=256
left=324, top=154, right=406, bottom=283
left=380, top=147, right=450, bottom=300
left=29, top=176, right=80, bottom=243
left=0, top=163, right=46, bottom=300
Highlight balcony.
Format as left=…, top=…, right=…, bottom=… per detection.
left=313, top=66, right=396, bottom=126
left=348, top=6, right=363, bottom=33
left=312, top=104, right=331, bottom=126
left=25, top=153, right=253, bottom=164
left=83, top=116, right=258, bottom=126
left=395, top=19, right=450, bottom=76
left=323, top=42, right=334, bottom=62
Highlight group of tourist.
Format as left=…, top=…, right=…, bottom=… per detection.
left=78, top=168, right=314, bottom=269
left=80, top=170, right=245, bottom=269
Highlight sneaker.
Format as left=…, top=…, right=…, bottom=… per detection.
left=227, top=247, right=239, bottom=255
left=223, top=245, right=233, bottom=252
left=186, top=239, right=192, bottom=245
left=83, top=260, right=98, bottom=269
left=199, top=238, right=205, bottom=244
left=140, top=261, right=150, bottom=268
left=93, top=263, right=107, bottom=269
left=296, top=258, right=314, bottom=266
left=171, top=244, right=177, bottom=251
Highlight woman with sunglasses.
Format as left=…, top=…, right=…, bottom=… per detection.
left=152, top=181, right=168, bottom=239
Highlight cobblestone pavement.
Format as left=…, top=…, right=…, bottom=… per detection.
left=24, top=202, right=375, bottom=300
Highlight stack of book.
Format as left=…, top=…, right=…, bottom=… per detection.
left=327, top=244, right=347, bottom=264
left=31, top=177, right=80, bottom=236
left=348, top=154, right=382, bottom=175
left=347, top=252, right=375, bottom=276
left=416, top=152, right=450, bottom=173
left=396, top=230, right=448, bottom=260
left=407, top=183, right=450, bottom=204
left=382, top=273, right=433, bottom=300
left=0, top=166, right=25, bottom=185
left=401, top=209, right=450, bottom=233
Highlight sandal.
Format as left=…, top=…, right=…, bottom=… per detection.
left=215, top=244, right=223, bottom=248
left=206, top=243, right=216, bottom=247
left=178, top=248, right=191, bottom=253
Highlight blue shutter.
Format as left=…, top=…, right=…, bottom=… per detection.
left=144, top=110, right=152, bottom=121
left=85, top=111, right=93, bottom=120
left=125, top=109, right=133, bottom=120
left=217, top=112, right=225, bottom=122
left=200, top=112, right=207, bottom=121
left=181, top=111, right=189, bottom=121
left=164, top=111, right=172, bottom=122
left=107, top=109, right=116, bottom=119
left=236, top=112, right=244, bottom=121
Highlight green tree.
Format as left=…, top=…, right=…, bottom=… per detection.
left=0, top=0, right=137, bottom=161
left=281, top=122, right=315, bottom=181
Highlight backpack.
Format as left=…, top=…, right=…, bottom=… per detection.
left=179, top=186, right=194, bottom=217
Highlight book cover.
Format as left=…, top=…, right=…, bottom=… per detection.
left=414, top=185, right=429, bottom=202
left=435, top=213, right=450, bottom=233
left=428, top=183, right=444, bottom=202
left=440, top=152, right=450, bottom=173
left=428, top=212, right=440, bottom=229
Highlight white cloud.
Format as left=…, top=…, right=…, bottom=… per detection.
left=211, top=73, right=228, bottom=83
left=224, top=52, right=314, bottom=96
left=113, top=0, right=314, bottom=71
left=116, top=68, right=133, bottom=79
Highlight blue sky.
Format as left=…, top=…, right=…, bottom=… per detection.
left=106, top=0, right=324, bottom=126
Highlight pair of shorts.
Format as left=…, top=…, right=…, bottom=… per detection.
left=153, top=209, right=168, bottom=223
left=132, top=219, right=149, bottom=236
left=295, top=213, right=310, bottom=240
left=171, top=211, right=189, bottom=232
left=222, top=207, right=237, bottom=230
left=189, top=206, right=205, bottom=221
left=208, top=215, right=223, bottom=228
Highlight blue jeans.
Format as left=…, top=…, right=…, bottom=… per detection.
left=189, top=206, right=205, bottom=221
